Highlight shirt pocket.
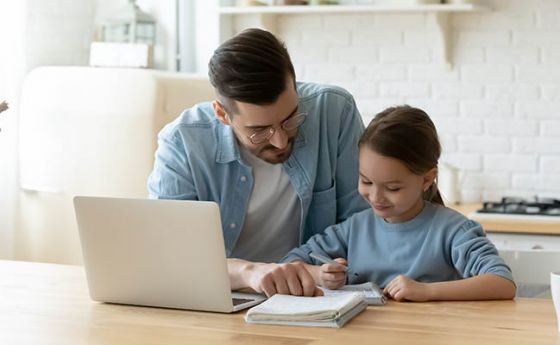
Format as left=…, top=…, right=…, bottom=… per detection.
left=305, top=182, right=337, bottom=240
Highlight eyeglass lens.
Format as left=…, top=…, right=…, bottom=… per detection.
left=250, top=113, right=307, bottom=144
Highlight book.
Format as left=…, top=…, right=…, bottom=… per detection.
left=244, top=292, right=367, bottom=328
left=321, top=282, right=387, bottom=306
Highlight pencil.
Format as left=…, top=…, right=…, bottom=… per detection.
left=309, top=251, right=359, bottom=277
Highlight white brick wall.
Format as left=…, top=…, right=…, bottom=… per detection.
left=484, top=154, right=538, bottom=173
left=485, top=119, right=538, bottom=136
left=267, top=0, right=560, bottom=202
left=541, top=120, right=560, bottom=136
left=541, top=157, right=560, bottom=174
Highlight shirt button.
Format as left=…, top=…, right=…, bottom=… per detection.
left=230, top=223, right=236, bottom=229
left=240, top=176, right=247, bottom=182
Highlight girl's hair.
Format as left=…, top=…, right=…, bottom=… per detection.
left=358, top=105, right=444, bottom=206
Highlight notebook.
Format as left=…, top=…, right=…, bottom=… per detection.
left=244, top=292, right=368, bottom=328
left=321, top=282, right=387, bottom=305
left=73, top=196, right=266, bottom=313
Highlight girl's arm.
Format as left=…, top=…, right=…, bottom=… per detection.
left=427, top=273, right=516, bottom=300
left=279, top=222, right=353, bottom=289
left=384, top=273, right=516, bottom=302
left=280, top=223, right=351, bottom=270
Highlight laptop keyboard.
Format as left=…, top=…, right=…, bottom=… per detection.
left=232, top=297, right=255, bottom=306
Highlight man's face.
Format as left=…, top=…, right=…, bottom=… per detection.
left=220, top=78, right=301, bottom=164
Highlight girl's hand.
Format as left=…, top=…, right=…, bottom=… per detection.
left=383, top=275, right=431, bottom=302
left=318, top=258, right=348, bottom=290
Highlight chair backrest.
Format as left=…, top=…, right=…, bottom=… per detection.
left=499, top=250, right=560, bottom=298
left=17, top=66, right=215, bottom=264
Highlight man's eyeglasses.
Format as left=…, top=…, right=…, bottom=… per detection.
left=231, top=112, right=308, bottom=145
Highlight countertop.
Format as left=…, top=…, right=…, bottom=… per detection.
left=449, top=203, right=560, bottom=235
left=1, top=260, right=558, bottom=345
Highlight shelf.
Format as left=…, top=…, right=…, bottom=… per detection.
left=215, top=3, right=491, bottom=69
left=218, top=4, right=489, bottom=14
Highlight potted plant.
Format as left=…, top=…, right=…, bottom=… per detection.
left=0, top=100, right=8, bottom=132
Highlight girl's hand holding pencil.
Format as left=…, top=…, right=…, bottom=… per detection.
left=310, top=252, right=355, bottom=290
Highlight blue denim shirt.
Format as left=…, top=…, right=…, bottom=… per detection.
left=148, top=82, right=369, bottom=257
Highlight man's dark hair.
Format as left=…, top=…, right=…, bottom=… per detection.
left=208, top=28, right=296, bottom=114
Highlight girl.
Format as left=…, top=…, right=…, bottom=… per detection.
left=281, top=105, right=516, bottom=301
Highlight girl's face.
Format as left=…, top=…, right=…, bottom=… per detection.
left=358, top=147, right=437, bottom=223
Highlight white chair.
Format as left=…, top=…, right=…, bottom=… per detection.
left=17, top=66, right=215, bottom=264
left=499, top=250, right=560, bottom=298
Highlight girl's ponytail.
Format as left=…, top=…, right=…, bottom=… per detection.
left=423, top=183, right=444, bottom=206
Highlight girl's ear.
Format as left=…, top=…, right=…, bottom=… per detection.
left=422, top=167, right=438, bottom=192
left=212, top=101, right=230, bottom=125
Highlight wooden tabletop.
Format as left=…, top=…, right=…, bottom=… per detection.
left=449, top=203, right=560, bottom=235
left=1, top=260, right=558, bottom=345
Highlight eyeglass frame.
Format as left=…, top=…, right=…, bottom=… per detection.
left=226, top=110, right=308, bottom=145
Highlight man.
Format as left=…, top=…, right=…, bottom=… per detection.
left=148, top=28, right=368, bottom=297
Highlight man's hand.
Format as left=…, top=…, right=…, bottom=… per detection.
left=243, top=261, right=323, bottom=298
left=317, top=258, right=348, bottom=290
left=383, top=275, right=431, bottom=302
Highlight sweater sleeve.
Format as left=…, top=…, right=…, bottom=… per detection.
left=450, top=219, right=514, bottom=282
left=279, top=222, right=350, bottom=264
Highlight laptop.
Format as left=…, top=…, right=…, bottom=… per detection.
left=73, top=196, right=266, bottom=313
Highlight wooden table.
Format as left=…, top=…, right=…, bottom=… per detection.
left=449, top=203, right=560, bottom=235
left=1, top=260, right=558, bottom=345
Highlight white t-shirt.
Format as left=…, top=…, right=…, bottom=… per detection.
left=230, top=147, right=301, bottom=263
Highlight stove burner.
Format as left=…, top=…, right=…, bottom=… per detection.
left=478, top=197, right=560, bottom=216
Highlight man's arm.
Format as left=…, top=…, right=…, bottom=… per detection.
left=149, top=119, right=324, bottom=298
left=147, top=128, right=197, bottom=199
left=228, top=258, right=323, bottom=297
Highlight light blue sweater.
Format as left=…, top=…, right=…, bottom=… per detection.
left=281, top=202, right=514, bottom=287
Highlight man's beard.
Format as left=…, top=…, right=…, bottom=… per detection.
left=251, top=137, right=295, bottom=164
